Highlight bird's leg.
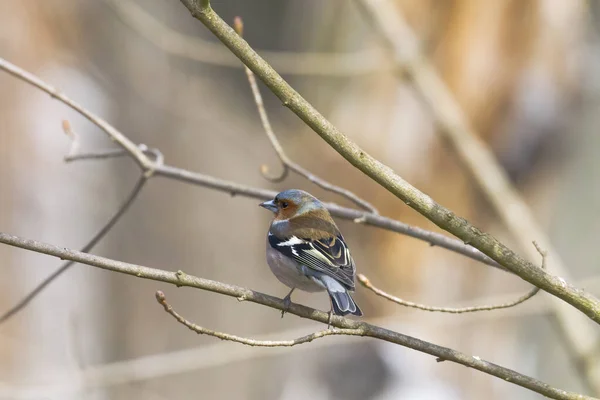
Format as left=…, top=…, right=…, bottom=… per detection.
left=327, top=296, right=334, bottom=329
left=281, top=287, right=295, bottom=318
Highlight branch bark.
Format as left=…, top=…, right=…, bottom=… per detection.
left=176, top=0, right=600, bottom=325
left=0, top=232, right=593, bottom=400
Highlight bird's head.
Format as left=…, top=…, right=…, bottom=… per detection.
left=259, top=189, right=324, bottom=220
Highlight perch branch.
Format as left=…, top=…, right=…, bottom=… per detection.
left=156, top=290, right=365, bottom=346
left=0, top=232, right=593, bottom=400
left=10, top=274, right=600, bottom=393
left=233, top=17, right=378, bottom=214
left=176, top=0, right=600, bottom=325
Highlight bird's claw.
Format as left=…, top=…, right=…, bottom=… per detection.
left=281, top=294, right=292, bottom=318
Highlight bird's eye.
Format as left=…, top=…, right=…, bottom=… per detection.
left=280, top=201, right=289, bottom=209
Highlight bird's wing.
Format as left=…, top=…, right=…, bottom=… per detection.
left=268, top=233, right=356, bottom=289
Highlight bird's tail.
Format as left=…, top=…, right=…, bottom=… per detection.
left=329, top=290, right=362, bottom=316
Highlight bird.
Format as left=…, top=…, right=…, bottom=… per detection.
left=259, top=189, right=362, bottom=324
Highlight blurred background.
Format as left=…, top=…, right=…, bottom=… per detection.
left=1, top=0, right=599, bottom=399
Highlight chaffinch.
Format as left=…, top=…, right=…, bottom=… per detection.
left=260, top=189, right=362, bottom=320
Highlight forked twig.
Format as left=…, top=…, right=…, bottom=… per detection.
left=62, top=119, right=164, bottom=165
left=233, top=17, right=378, bottom=215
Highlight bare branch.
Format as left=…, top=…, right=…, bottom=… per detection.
left=0, top=175, right=148, bottom=325
left=156, top=290, right=364, bottom=346
left=233, top=17, right=378, bottom=214
left=0, top=232, right=592, bottom=400
left=176, top=0, right=600, bottom=325
left=357, top=242, right=547, bottom=313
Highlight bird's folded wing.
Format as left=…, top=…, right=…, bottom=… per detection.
left=268, top=233, right=355, bottom=289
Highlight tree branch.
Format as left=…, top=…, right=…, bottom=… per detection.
left=176, top=0, right=600, bottom=325
left=0, top=232, right=592, bottom=400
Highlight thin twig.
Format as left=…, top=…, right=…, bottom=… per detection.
left=358, top=275, right=540, bottom=314
left=233, top=17, right=378, bottom=214
left=353, top=0, right=600, bottom=393
left=357, top=242, right=547, bottom=313
left=62, top=119, right=164, bottom=165
left=102, top=0, right=390, bottom=77
left=63, top=119, right=129, bottom=162
left=0, top=175, right=148, bottom=325
left=0, top=232, right=593, bottom=400
left=0, top=56, right=507, bottom=272
left=177, top=0, right=600, bottom=325
left=156, top=290, right=364, bottom=346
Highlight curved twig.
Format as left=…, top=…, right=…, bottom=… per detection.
left=0, top=232, right=592, bottom=400
left=156, top=290, right=364, bottom=346
left=359, top=275, right=540, bottom=314
left=233, top=17, right=378, bottom=214
left=357, top=242, right=546, bottom=313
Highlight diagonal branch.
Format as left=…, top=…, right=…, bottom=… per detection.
left=0, top=231, right=593, bottom=400
left=233, top=17, right=378, bottom=214
left=176, top=0, right=600, bottom=325
left=156, top=290, right=364, bottom=346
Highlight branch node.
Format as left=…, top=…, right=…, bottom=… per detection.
left=175, top=270, right=186, bottom=287
left=353, top=215, right=367, bottom=224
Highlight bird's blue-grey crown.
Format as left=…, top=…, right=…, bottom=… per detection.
left=259, top=189, right=324, bottom=214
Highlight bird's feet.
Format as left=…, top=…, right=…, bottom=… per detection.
left=281, top=292, right=293, bottom=318
left=327, top=311, right=333, bottom=329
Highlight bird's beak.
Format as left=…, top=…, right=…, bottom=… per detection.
left=259, top=199, right=278, bottom=213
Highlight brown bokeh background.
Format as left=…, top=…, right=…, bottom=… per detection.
left=1, top=0, right=599, bottom=399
